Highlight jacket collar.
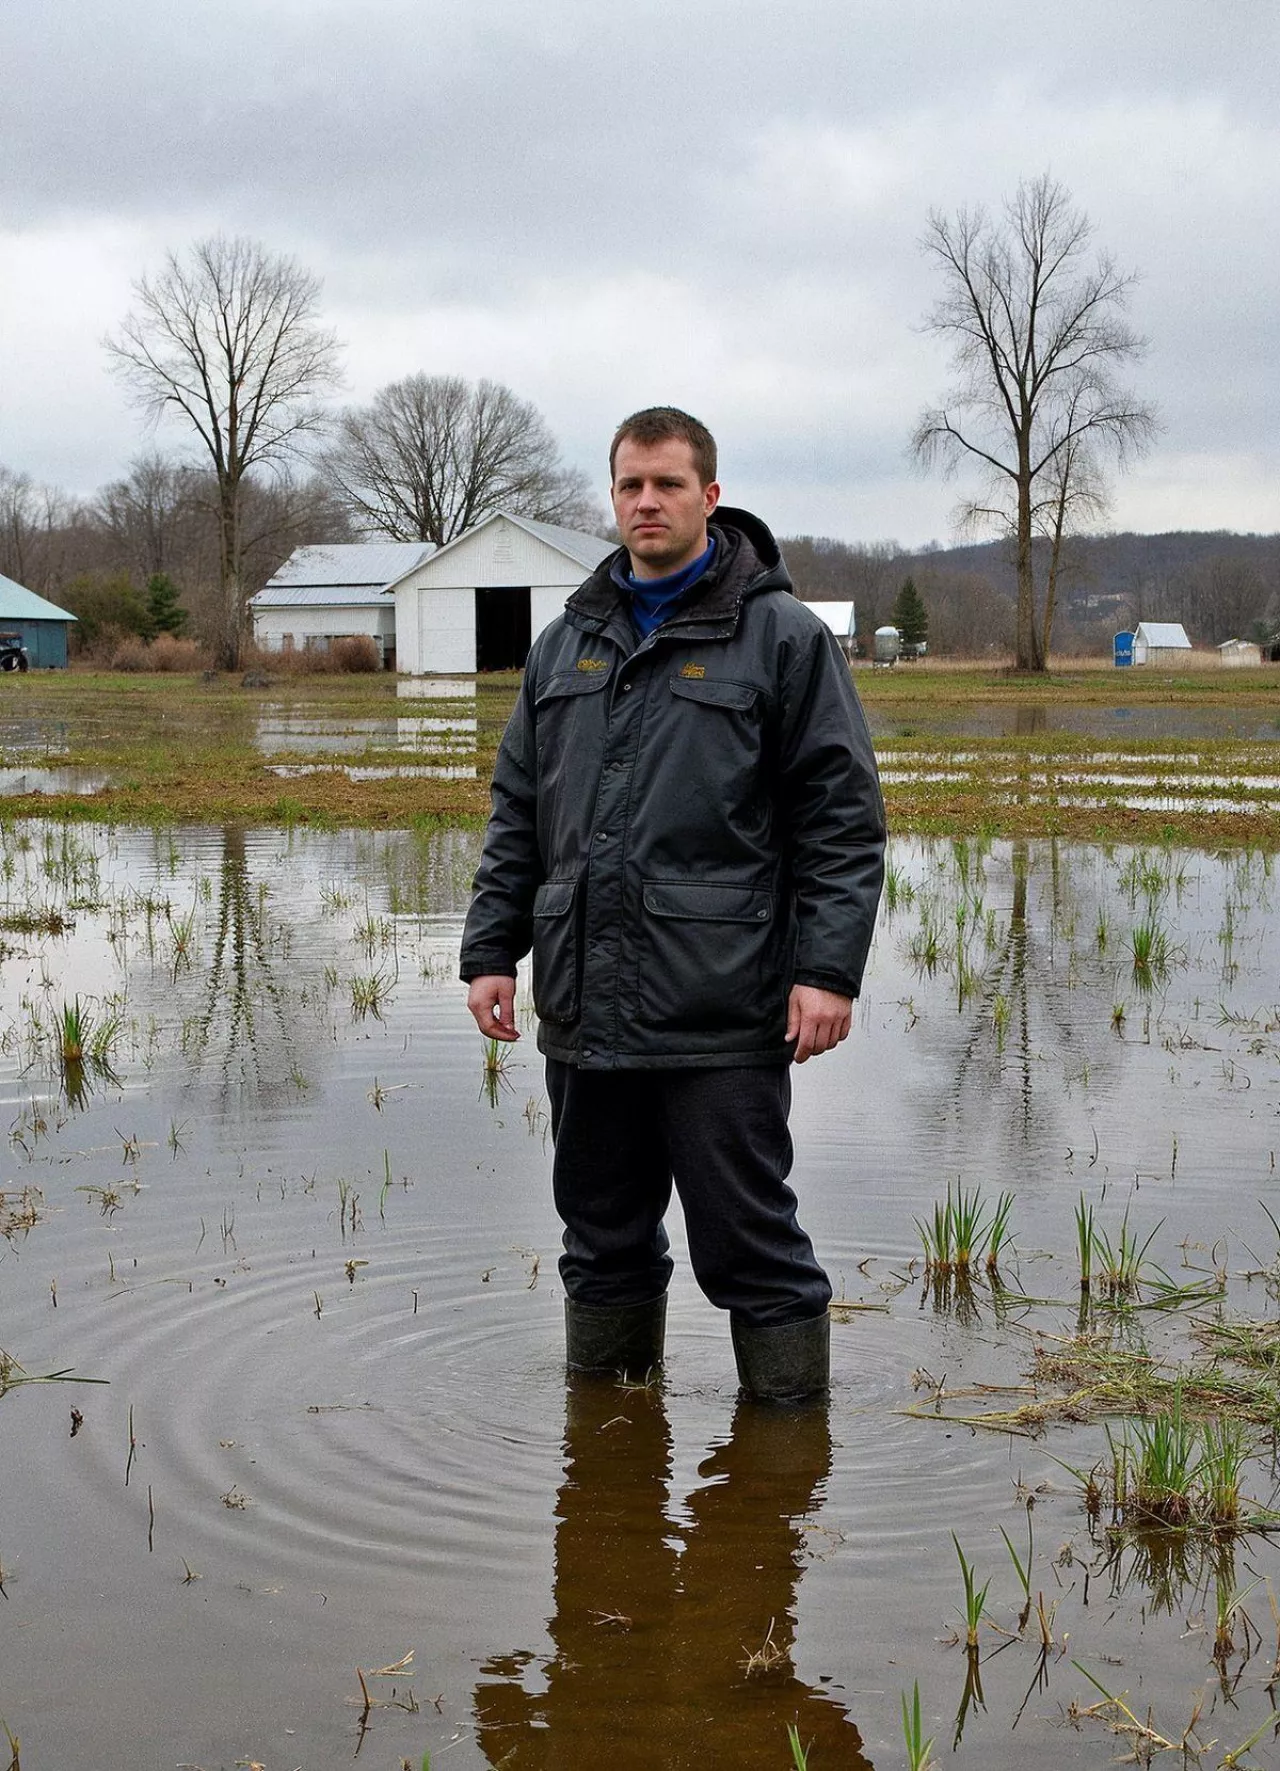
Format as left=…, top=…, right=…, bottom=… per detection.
left=565, top=506, right=793, bottom=641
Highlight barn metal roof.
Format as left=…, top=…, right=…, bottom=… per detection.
left=250, top=584, right=400, bottom=609
left=0, top=573, right=77, bottom=621
left=264, top=542, right=434, bottom=590
left=802, top=598, right=855, bottom=637
left=385, top=511, right=614, bottom=588
left=1134, top=621, right=1191, bottom=648
left=503, top=514, right=615, bottom=570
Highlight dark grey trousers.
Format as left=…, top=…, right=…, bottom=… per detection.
left=545, top=1060, right=832, bottom=1328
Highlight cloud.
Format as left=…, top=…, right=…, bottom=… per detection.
left=1, top=0, right=1277, bottom=539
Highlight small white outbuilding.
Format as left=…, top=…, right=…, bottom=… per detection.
left=801, top=599, right=856, bottom=657
left=389, top=512, right=614, bottom=675
left=1217, top=638, right=1263, bottom=668
left=1131, top=621, right=1192, bottom=666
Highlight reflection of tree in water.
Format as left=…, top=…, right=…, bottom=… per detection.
left=474, top=1382, right=868, bottom=1769
left=182, top=824, right=300, bottom=1101
left=902, top=839, right=1129, bottom=1161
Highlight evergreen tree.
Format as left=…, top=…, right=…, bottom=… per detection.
left=146, top=572, right=188, bottom=638
left=892, top=577, right=929, bottom=649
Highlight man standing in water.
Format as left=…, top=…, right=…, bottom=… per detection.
left=461, top=408, right=884, bottom=1401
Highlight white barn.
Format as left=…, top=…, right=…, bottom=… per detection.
left=1132, top=621, right=1192, bottom=666
left=1217, top=638, right=1263, bottom=668
left=250, top=541, right=434, bottom=668
left=390, top=512, right=614, bottom=675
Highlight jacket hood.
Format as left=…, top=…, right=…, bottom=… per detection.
left=567, top=504, right=792, bottom=635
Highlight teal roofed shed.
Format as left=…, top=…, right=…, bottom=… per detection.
left=0, top=574, right=77, bottom=668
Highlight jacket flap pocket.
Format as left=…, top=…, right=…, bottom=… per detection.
left=669, top=675, right=757, bottom=712
left=534, top=879, right=577, bottom=918
left=642, top=881, right=772, bottom=922
left=537, top=668, right=612, bottom=704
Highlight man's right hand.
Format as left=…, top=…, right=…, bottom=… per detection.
left=467, top=975, right=521, bottom=1042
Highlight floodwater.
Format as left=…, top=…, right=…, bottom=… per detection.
left=868, top=700, right=1280, bottom=742
left=2, top=825, right=1280, bottom=1768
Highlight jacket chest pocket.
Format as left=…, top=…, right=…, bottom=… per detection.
left=635, top=879, right=785, bottom=1035
left=535, top=668, right=612, bottom=754
left=662, top=674, right=766, bottom=803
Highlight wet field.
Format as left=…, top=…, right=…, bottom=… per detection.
left=3, top=801, right=1280, bottom=1768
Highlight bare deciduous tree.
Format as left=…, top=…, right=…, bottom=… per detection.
left=321, top=373, right=604, bottom=545
left=913, top=175, right=1157, bottom=671
left=95, top=452, right=202, bottom=584
left=0, top=464, right=84, bottom=593
left=105, top=236, right=342, bottom=666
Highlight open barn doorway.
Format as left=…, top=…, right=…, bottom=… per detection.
left=475, top=587, right=532, bottom=671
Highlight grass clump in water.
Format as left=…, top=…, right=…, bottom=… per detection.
left=900, top=1679, right=936, bottom=1771
left=916, top=1183, right=1015, bottom=1282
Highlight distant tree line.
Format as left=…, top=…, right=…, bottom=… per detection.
left=782, top=530, right=1280, bottom=658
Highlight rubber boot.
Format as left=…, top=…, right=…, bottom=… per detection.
left=564, top=1294, right=667, bottom=1379
left=730, top=1311, right=830, bottom=1404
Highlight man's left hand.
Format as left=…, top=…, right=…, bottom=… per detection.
left=786, top=985, right=853, bottom=1063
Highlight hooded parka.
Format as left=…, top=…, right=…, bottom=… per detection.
left=459, top=507, right=885, bottom=1068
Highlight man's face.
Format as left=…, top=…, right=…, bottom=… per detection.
left=610, top=437, right=721, bottom=580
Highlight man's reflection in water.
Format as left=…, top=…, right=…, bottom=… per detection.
left=474, top=1380, right=870, bottom=1768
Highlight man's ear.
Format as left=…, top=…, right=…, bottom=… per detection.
left=703, top=480, right=721, bottom=518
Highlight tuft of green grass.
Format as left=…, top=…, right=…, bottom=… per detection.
left=951, top=1532, right=990, bottom=1650
left=1075, top=1193, right=1094, bottom=1292
left=350, top=970, right=391, bottom=1020
left=1090, top=1206, right=1162, bottom=1300
left=1127, top=915, right=1173, bottom=985
left=916, top=1183, right=1014, bottom=1283
left=785, top=1723, right=810, bottom=1769
left=479, top=1036, right=514, bottom=1107
left=59, top=995, right=89, bottom=1064
left=901, top=1680, right=935, bottom=1771
left=1092, top=1397, right=1260, bottom=1533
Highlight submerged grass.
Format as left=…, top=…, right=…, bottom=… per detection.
left=901, top=1329, right=1280, bottom=1436
left=0, top=1347, right=108, bottom=1396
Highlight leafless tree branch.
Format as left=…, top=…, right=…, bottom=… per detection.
left=104, top=235, right=342, bottom=666
left=913, top=174, right=1158, bottom=670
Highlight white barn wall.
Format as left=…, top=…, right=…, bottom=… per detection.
left=399, top=586, right=476, bottom=674
left=531, top=584, right=574, bottom=635
left=253, top=603, right=393, bottom=654
left=394, top=516, right=597, bottom=674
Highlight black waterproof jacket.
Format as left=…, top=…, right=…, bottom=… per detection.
left=459, top=507, right=885, bottom=1067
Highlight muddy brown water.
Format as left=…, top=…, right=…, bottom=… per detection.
left=2, top=824, right=1280, bottom=1768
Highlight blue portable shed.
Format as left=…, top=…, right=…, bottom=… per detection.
left=0, top=574, right=77, bottom=668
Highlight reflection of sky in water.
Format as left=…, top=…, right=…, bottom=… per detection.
left=878, top=761, right=1280, bottom=813
left=0, top=716, right=71, bottom=757
left=255, top=697, right=479, bottom=776
left=0, top=765, right=109, bottom=794
left=868, top=702, right=1280, bottom=741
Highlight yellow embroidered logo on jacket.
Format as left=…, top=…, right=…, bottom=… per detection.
left=576, top=658, right=608, bottom=672
left=678, top=662, right=706, bottom=679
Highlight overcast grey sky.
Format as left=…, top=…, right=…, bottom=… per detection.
left=2, top=0, right=1277, bottom=545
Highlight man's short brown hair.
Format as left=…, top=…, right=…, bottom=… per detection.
left=609, top=407, right=718, bottom=487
